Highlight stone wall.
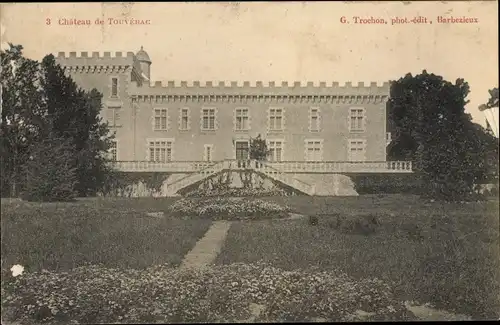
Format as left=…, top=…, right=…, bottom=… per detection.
left=55, top=50, right=390, bottom=163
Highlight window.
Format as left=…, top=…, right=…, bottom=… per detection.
left=235, top=141, right=249, bottom=160
left=201, top=108, right=216, bottom=130
left=154, top=108, right=168, bottom=130
left=268, top=140, right=283, bottom=162
left=204, top=144, right=214, bottom=162
left=148, top=140, right=173, bottom=162
left=111, top=77, right=118, bottom=97
left=180, top=108, right=189, bottom=130
left=349, top=108, right=365, bottom=132
left=107, top=106, right=121, bottom=127
left=269, top=108, right=284, bottom=131
left=310, top=107, right=320, bottom=132
left=109, top=141, right=117, bottom=161
left=235, top=108, right=249, bottom=130
left=348, top=139, right=366, bottom=161
left=305, top=140, right=323, bottom=161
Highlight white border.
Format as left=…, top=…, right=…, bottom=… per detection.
left=152, top=107, right=170, bottom=131
left=109, top=75, right=119, bottom=99
left=178, top=107, right=191, bottom=130
left=267, top=106, right=285, bottom=132
left=304, top=138, right=324, bottom=161
left=347, top=138, right=367, bottom=161
left=203, top=144, right=215, bottom=161
left=233, top=107, right=251, bottom=132
left=348, top=107, right=366, bottom=133
left=266, top=138, right=285, bottom=161
left=308, top=106, right=321, bottom=132
left=200, top=107, right=218, bottom=131
left=145, top=138, right=176, bottom=161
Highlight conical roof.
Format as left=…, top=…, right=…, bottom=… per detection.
left=135, top=46, right=151, bottom=63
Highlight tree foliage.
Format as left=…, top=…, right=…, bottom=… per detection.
left=484, top=88, right=499, bottom=109
left=1, top=43, right=45, bottom=196
left=40, top=55, right=114, bottom=196
left=479, top=87, right=499, bottom=136
left=1, top=43, right=114, bottom=200
left=387, top=70, right=497, bottom=201
left=249, top=134, right=270, bottom=161
left=21, top=133, right=78, bottom=202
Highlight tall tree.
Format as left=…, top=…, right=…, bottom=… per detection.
left=387, top=70, right=485, bottom=200
left=1, top=44, right=114, bottom=199
left=40, top=55, right=114, bottom=196
left=0, top=44, right=45, bottom=197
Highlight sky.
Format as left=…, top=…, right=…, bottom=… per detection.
left=1, top=2, right=498, bottom=126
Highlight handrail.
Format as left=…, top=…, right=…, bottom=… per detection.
left=110, top=160, right=216, bottom=172
left=167, top=161, right=222, bottom=187
left=110, top=160, right=413, bottom=173
left=255, top=161, right=299, bottom=180
left=112, top=159, right=411, bottom=164
left=255, top=160, right=315, bottom=193
left=113, top=160, right=223, bottom=163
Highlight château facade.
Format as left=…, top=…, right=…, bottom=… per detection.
left=55, top=47, right=411, bottom=196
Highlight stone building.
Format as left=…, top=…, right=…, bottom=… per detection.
left=55, top=47, right=412, bottom=196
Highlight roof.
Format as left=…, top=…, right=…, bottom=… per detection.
left=135, top=46, right=151, bottom=63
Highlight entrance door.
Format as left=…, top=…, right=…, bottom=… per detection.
left=235, top=141, right=249, bottom=160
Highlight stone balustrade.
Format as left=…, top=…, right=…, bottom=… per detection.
left=110, top=160, right=413, bottom=174
left=111, top=161, right=214, bottom=172
left=264, top=161, right=412, bottom=173
left=253, top=161, right=316, bottom=195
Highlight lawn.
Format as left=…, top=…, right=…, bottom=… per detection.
left=216, top=194, right=500, bottom=320
left=2, top=194, right=499, bottom=322
left=0, top=197, right=211, bottom=273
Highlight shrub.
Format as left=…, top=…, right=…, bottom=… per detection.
left=325, top=214, right=381, bottom=236
left=100, top=172, right=170, bottom=197
left=351, top=174, right=422, bottom=195
left=1, top=263, right=416, bottom=324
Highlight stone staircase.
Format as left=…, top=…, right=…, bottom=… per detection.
left=253, top=161, right=316, bottom=195
left=166, top=161, right=226, bottom=196
left=165, top=160, right=316, bottom=197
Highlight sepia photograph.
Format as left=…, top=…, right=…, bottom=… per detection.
left=1, top=1, right=499, bottom=323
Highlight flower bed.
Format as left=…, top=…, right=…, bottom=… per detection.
left=185, top=187, right=291, bottom=198
left=1, top=262, right=416, bottom=324
left=167, top=197, right=291, bottom=220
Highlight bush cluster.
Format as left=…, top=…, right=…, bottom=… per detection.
left=312, top=213, right=382, bottom=236
left=351, top=174, right=422, bottom=195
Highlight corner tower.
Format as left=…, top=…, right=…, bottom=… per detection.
left=136, top=46, right=152, bottom=81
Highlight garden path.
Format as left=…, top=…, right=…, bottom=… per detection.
left=179, top=220, right=232, bottom=269
left=404, top=302, right=472, bottom=321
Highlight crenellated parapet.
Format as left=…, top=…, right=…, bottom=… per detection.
left=129, top=80, right=390, bottom=105
left=55, top=51, right=136, bottom=73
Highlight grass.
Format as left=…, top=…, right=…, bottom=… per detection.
left=1, top=197, right=212, bottom=272
left=2, top=194, right=499, bottom=321
left=216, top=194, right=500, bottom=320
